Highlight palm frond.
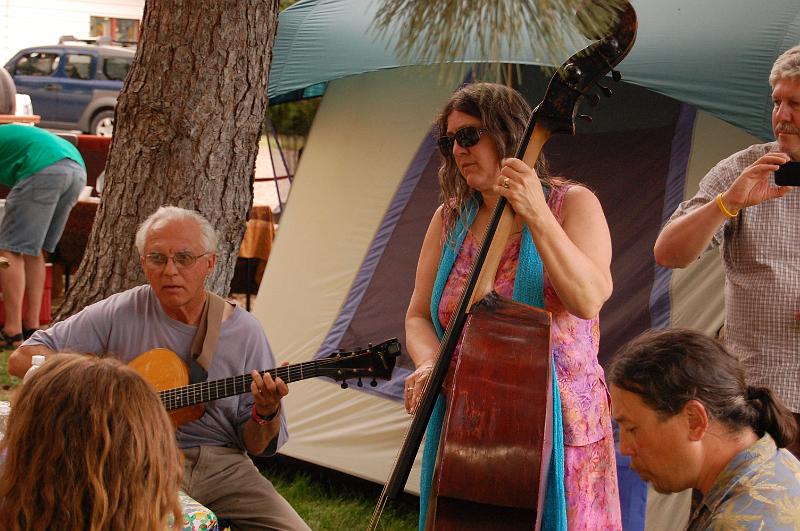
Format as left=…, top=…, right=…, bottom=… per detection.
left=373, top=0, right=628, bottom=82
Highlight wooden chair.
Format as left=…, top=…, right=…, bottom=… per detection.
left=231, top=206, right=275, bottom=310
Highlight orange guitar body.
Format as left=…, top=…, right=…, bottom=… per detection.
left=128, top=348, right=204, bottom=427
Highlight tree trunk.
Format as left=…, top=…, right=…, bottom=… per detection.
left=57, top=0, right=280, bottom=319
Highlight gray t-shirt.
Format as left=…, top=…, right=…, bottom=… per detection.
left=26, top=285, right=288, bottom=455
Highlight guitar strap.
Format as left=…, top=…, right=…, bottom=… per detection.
left=189, top=291, right=227, bottom=383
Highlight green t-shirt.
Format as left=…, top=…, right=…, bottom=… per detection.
left=0, top=124, right=86, bottom=187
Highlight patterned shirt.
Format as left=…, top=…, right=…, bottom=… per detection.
left=438, top=185, right=609, bottom=446
left=687, top=435, right=800, bottom=530
left=668, top=142, right=800, bottom=411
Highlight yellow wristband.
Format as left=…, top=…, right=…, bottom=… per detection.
left=715, top=193, right=739, bottom=218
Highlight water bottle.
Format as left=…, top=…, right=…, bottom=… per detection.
left=23, top=355, right=46, bottom=383
left=0, top=400, right=10, bottom=439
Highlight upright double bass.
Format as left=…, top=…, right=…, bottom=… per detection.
left=370, top=3, right=637, bottom=529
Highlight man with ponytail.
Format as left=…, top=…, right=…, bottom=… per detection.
left=609, top=328, right=800, bottom=530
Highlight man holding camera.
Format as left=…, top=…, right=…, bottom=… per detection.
left=654, top=44, right=800, bottom=457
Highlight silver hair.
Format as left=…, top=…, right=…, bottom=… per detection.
left=134, top=206, right=218, bottom=256
left=770, top=44, right=800, bottom=87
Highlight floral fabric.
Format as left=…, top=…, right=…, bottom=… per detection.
left=687, top=435, right=800, bottom=531
left=180, top=491, right=219, bottom=531
left=436, top=185, right=621, bottom=529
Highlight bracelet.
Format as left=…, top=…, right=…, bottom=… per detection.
left=715, top=193, right=739, bottom=218
left=251, top=403, right=280, bottom=426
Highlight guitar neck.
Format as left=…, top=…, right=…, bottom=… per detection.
left=159, top=361, right=320, bottom=411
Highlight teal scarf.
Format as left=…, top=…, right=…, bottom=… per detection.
left=419, top=196, right=567, bottom=531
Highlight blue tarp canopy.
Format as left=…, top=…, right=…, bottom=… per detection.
left=268, top=0, right=800, bottom=141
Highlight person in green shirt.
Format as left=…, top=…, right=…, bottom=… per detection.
left=0, top=124, right=86, bottom=347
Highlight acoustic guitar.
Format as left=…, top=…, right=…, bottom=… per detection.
left=129, top=338, right=401, bottom=426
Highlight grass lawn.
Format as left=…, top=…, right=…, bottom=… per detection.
left=261, top=455, right=418, bottom=530
left=0, top=347, right=20, bottom=402
left=0, top=348, right=418, bottom=529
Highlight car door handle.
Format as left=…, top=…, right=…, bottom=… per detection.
left=45, top=84, right=61, bottom=91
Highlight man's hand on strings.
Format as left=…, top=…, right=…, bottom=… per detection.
left=250, top=362, right=289, bottom=419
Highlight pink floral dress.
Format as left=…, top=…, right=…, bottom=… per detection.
left=437, top=186, right=622, bottom=530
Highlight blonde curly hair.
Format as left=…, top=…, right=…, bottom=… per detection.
left=0, top=353, right=183, bottom=530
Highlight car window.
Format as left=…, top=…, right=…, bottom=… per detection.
left=64, top=54, right=93, bottom=80
left=103, top=57, right=132, bottom=81
left=13, top=52, right=60, bottom=76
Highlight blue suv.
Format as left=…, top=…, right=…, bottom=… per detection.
left=3, top=38, right=134, bottom=135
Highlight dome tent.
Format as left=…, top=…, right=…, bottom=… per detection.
left=254, top=0, right=799, bottom=506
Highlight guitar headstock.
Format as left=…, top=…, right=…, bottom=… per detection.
left=532, top=1, right=637, bottom=138
left=318, top=338, right=401, bottom=387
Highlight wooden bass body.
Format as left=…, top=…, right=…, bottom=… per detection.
left=429, top=293, right=553, bottom=530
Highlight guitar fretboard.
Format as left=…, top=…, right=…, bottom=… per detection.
left=160, top=361, right=322, bottom=411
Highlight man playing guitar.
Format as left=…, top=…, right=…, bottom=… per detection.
left=9, top=206, right=310, bottom=531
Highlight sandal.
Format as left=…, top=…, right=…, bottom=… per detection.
left=0, top=330, right=24, bottom=349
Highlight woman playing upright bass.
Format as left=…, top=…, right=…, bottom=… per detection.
left=405, top=82, right=621, bottom=529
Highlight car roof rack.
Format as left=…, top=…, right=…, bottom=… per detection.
left=57, top=35, right=137, bottom=48
left=58, top=35, right=99, bottom=45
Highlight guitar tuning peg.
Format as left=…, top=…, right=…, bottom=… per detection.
left=584, top=93, right=600, bottom=106
left=577, top=114, right=593, bottom=123
left=357, top=377, right=364, bottom=387
left=596, top=83, right=613, bottom=97
left=612, top=69, right=622, bottom=82
left=370, top=378, right=378, bottom=387
left=341, top=381, right=349, bottom=389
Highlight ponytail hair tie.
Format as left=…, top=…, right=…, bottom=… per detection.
left=746, top=386, right=766, bottom=402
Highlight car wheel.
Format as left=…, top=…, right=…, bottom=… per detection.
left=90, top=109, right=115, bottom=136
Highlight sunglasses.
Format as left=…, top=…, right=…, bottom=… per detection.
left=437, top=126, right=487, bottom=157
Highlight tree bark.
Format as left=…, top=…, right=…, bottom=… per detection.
left=57, top=0, right=280, bottom=319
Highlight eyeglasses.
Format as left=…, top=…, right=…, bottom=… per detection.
left=144, top=251, right=209, bottom=269
left=437, top=126, right=487, bottom=157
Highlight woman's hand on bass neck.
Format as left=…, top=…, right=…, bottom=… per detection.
left=494, top=157, right=550, bottom=228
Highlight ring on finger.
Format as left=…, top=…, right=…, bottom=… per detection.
left=503, top=177, right=510, bottom=188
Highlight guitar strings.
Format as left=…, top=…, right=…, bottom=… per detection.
left=159, top=351, right=385, bottom=410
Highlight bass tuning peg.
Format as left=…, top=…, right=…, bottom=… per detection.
left=341, top=381, right=349, bottom=389
left=562, top=62, right=583, bottom=85
left=597, top=83, right=613, bottom=97
left=357, top=378, right=364, bottom=387
left=370, top=378, right=378, bottom=387
left=612, top=69, right=622, bottom=82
